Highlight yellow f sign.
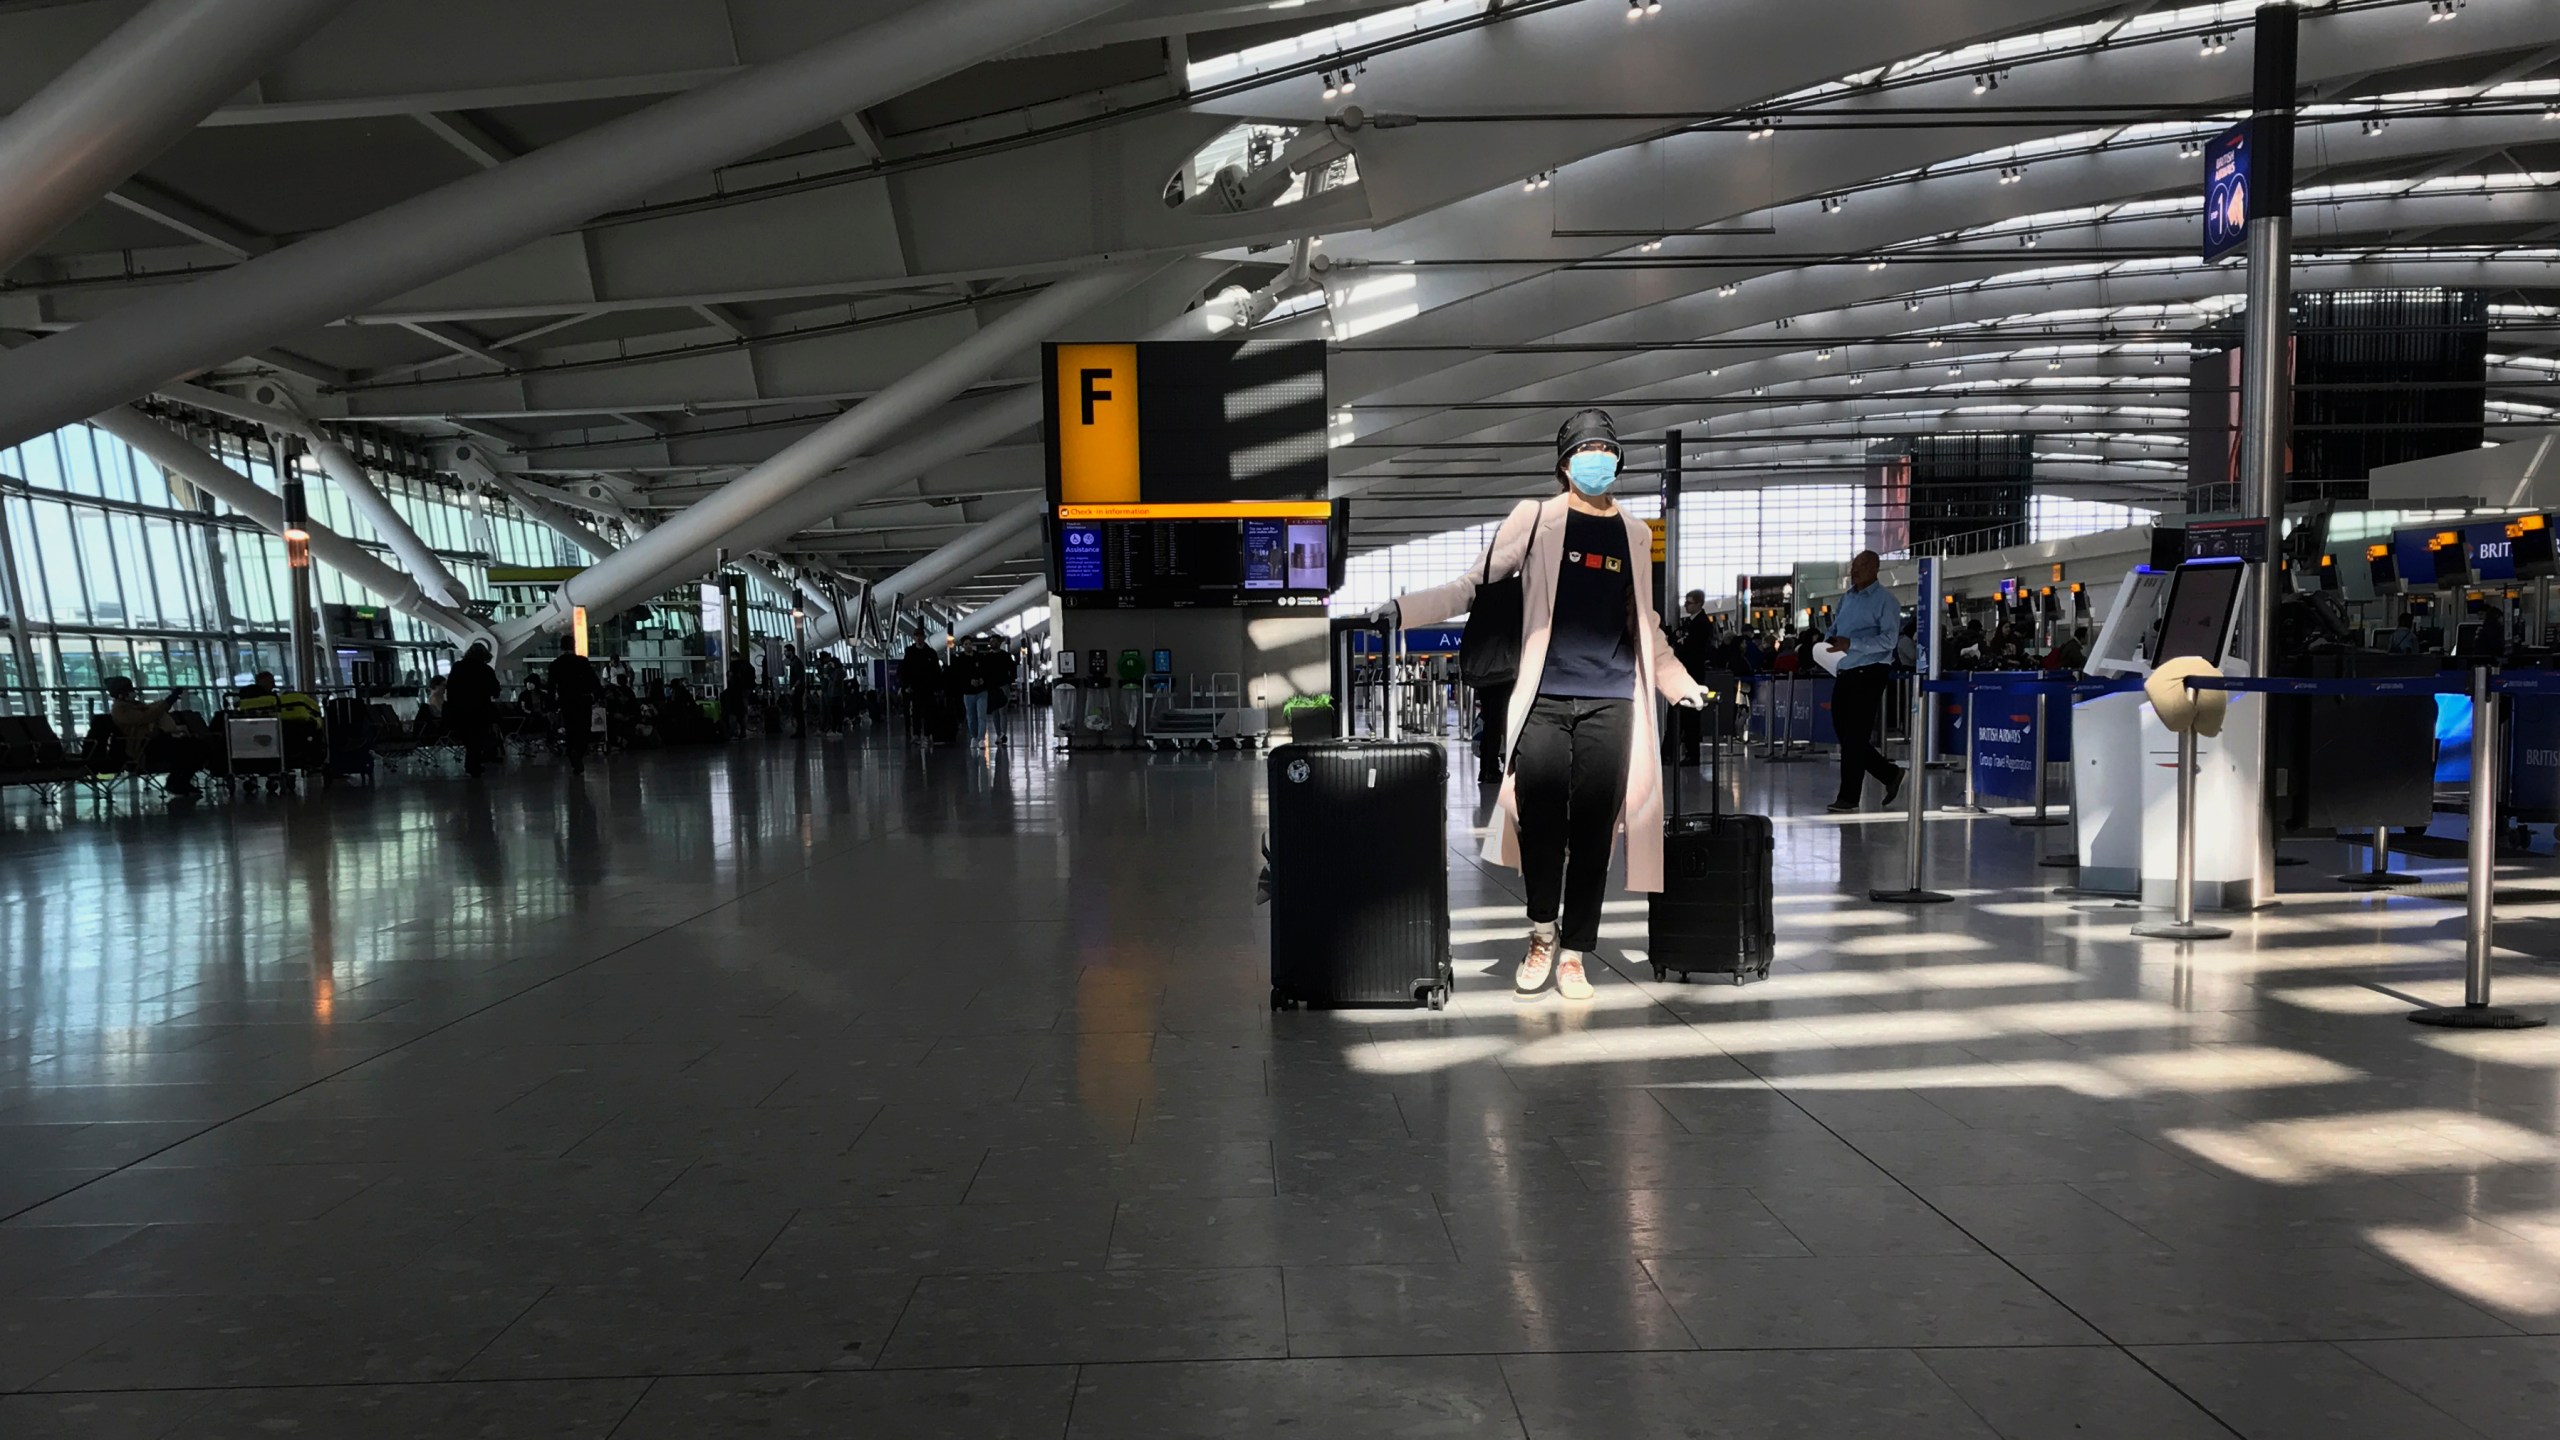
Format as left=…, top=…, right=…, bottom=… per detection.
left=1055, top=342, right=1139, bottom=504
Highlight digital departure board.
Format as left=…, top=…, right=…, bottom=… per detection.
left=1043, top=338, right=1337, bottom=608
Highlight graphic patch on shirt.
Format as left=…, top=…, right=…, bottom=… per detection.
left=1584, top=553, right=1605, bottom=570
left=1604, top=556, right=1623, bottom=573
left=1567, top=551, right=1583, bottom=564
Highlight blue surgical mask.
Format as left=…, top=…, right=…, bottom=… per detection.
left=1566, top=450, right=1620, bottom=496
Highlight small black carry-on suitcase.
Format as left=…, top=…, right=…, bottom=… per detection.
left=1648, top=703, right=1776, bottom=985
left=1265, top=625, right=1453, bottom=1011
left=322, top=696, right=375, bottom=782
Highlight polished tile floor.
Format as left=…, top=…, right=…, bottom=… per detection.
left=5, top=718, right=2560, bottom=1437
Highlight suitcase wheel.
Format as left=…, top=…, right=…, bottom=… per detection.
left=1270, top=986, right=1294, bottom=1012
left=1419, top=983, right=1447, bottom=1011
left=1650, top=964, right=1667, bottom=982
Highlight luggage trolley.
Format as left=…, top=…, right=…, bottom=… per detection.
left=224, top=716, right=288, bottom=793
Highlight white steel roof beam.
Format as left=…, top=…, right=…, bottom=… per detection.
left=0, top=0, right=352, bottom=273
left=0, top=0, right=1142, bottom=450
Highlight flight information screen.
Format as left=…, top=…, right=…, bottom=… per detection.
left=1045, top=338, right=1335, bottom=608
left=1055, top=512, right=1333, bottom=609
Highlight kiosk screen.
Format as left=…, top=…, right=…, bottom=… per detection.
left=2150, top=560, right=2245, bottom=668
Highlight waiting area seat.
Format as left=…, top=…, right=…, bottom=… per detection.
left=0, top=714, right=90, bottom=803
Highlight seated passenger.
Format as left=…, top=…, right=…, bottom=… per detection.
left=103, top=676, right=204, bottom=798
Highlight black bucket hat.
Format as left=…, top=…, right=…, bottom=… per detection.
left=1554, top=407, right=1621, bottom=469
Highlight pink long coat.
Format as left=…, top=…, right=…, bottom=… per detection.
left=1395, top=494, right=1697, bottom=893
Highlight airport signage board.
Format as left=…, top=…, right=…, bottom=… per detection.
left=2203, top=122, right=2252, bottom=263
left=1970, top=676, right=2070, bottom=802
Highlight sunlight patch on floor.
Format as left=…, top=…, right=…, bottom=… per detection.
left=2164, top=1108, right=2560, bottom=1184
left=2365, top=1223, right=2560, bottom=1319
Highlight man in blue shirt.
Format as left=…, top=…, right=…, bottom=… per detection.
left=1824, top=549, right=1904, bottom=813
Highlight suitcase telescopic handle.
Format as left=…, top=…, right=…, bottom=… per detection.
left=1381, top=615, right=1404, bottom=743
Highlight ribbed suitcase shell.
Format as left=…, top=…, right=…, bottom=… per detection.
left=1648, top=813, right=1776, bottom=984
left=1266, top=738, right=1452, bottom=1009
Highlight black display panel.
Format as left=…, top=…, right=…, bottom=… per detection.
left=1135, top=342, right=1329, bottom=503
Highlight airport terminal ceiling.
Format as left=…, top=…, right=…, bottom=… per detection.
left=3, top=0, right=2560, bottom=623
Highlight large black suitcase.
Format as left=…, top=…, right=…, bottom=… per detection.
left=1648, top=714, right=1775, bottom=985
left=1265, top=629, right=1452, bottom=1011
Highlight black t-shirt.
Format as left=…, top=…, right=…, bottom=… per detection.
left=1540, top=508, right=1636, bottom=700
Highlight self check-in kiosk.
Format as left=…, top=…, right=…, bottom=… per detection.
left=2074, top=560, right=2264, bottom=908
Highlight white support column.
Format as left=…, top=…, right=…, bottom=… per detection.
left=804, top=502, right=1045, bottom=651
left=733, top=555, right=804, bottom=615
left=0, top=0, right=1135, bottom=448
left=448, top=447, right=615, bottom=562
left=951, top=579, right=1050, bottom=641
left=160, top=378, right=470, bottom=608
left=93, top=406, right=489, bottom=649
left=0, top=0, right=351, bottom=272
left=300, top=432, right=470, bottom=609
left=495, top=260, right=1158, bottom=647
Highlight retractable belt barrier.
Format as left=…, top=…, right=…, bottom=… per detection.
left=1919, top=675, right=2137, bottom=827
left=2172, top=669, right=2546, bottom=1030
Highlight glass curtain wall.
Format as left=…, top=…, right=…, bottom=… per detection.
left=1331, top=486, right=2154, bottom=615
left=0, top=414, right=797, bottom=722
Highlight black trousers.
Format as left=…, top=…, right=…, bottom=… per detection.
left=559, top=697, right=595, bottom=770
left=1830, top=663, right=1900, bottom=805
left=1474, top=682, right=1513, bottom=781
left=1513, top=695, right=1632, bottom=952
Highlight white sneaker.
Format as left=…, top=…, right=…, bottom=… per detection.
left=1516, top=926, right=1558, bottom=996
left=1556, top=951, right=1595, bottom=1001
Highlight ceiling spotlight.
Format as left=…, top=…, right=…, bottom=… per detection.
left=1849, top=373, right=1864, bottom=386
left=1948, top=365, right=1964, bottom=376
left=2178, top=137, right=2204, bottom=157
left=1774, top=317, right=1793, bottom=330
left=2427, top=0, right=2463, bottom=21
left=1745, top=117, right=1776, bottom=140
left=1928, top=337, right=1944, bottom=348
left=1868, top=259, right=1888, bottom=272
left=2048, top=357, right=2064, bottom=370
left=2019, top=232, right=2040, bottom=248
left=1718, top=283, right=1739, bottom=297
left=1344, top=62, right=1361, bottom=93
left=2361, top=117, right=2390, bottom=136
left=2200, top=30, right=2232, bottom=56
left=1320, top=71, right=1338, bottom=99
left=1820, top=195, right=1847, bottom=214
left=1906, top=299, right=1924, bottom=312
left=1815, top=348, right=1833, bottom=360
left=1997, top=165, right=2027, bottom=185
left=2546, top=103, right=2560, bottom=122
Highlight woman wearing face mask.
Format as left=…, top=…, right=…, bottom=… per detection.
left=1375, top=409, right=1707, bottom=1000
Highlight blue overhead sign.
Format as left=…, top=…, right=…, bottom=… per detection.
left=2465, top=522, right=2519, bottom=584
left=2203, top=122, right=2252, bottom=264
